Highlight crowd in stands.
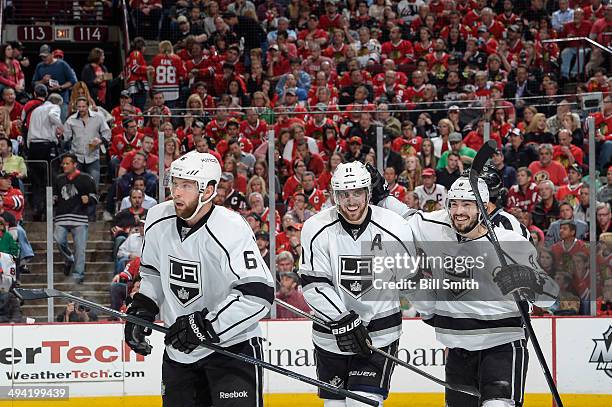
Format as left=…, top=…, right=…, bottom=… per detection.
left=1, top=0, right=612, bottom=321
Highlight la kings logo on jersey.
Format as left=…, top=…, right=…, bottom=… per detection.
left=338, top=256, right=374, bottom=299
left=168, top=256, right=202, bottom=306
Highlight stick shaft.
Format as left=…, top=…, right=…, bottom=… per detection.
left=44, top=289, right=379, bottom=406
left=468, top=148, right=563, bottom=406
left=275, top=299, right=480, bottom=397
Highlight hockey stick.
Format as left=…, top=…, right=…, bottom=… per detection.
left=468, top=140, right=564, bottom=407
left=275, top=299, right=481, bottom=398
left=14, top=288, right=379, bottom=406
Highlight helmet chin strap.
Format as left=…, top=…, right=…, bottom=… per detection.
left=180, top=190, right=217, bottom=222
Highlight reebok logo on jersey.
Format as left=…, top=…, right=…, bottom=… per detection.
left=219, top=390, right=248, bottom=398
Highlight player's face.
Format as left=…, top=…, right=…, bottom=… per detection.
left=171, top=178, right=201, bottom=218
left=449, top=199, right=480, bottom=234
left=335, top=187, right=369, bottom=224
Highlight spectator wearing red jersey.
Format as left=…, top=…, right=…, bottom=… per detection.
left=318, top=152, right=343, bottom=192
left=109, top=118, right=143, bottom=177
left=0, top=88, right=22, bottom=124
left=205, top=108, right=230, bottom=143
left=529, top=143, right=569, bottom=186
left=507, top=167, right=541, bottom=212
left=123, top=37, right=148, bottom=110
left=298, top=14, right=329, bottom=49
left=296, top=140, right=324, bottom=176
left=283, top=159, right=305, bottom=202
left=463, top=118, right=502, bottom=151
left=301, top=171, right=326, bottom=212
left=551, top=221, right=589, bottom=268
left=392, top=120, right=423, bottom=157
left=0, top=171, right=24, bottom=222
left=110, top=257, right=141, bottom=311
left=381, top=26, right=415, bottom=66
left=384, top=166, right=407, bottom=203
left=148, top=41, right=186, bottom=108
left=560, top=8, right=593, bottom=80
left=0, top=44, right=25, bottom=94
left=319, top=0, right=343, bottom=31
left=110, top=91, right=143, bottom=133
left=554, top=129, right=584, bottom=171
left=118, top=134, right=159, bottom=178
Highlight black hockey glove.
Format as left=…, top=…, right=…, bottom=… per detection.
left=164, top=308, right=220, bottom=354
left=329, top=311, right=372, bottom=357
left=124, top=293, right=159, bottom=356
left=493, top=264, right=545, bottom=301
left=365, top=163, right=389, bottom=205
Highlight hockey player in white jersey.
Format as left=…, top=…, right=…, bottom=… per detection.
left=123, top=151, right=274, bottom=407
left=407, top=176, right=559, bottom=407
left=299, top=161, right=417, bottom=407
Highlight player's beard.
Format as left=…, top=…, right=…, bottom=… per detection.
left=338, top=201, right=368, bottom=224
left=451, top=212, right=480, bottom=235
left=174, top=196, right=200, bottom=219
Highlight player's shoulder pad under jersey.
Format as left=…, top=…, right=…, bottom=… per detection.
left=493, top=225, right=531, bottom=243
left=301, top=206, right=338, bottom=237
left=143, top=201, right=176, bottom=233
left=411, top=209, right=452, bottom=228
left=207, top=205, right=256, bottom=241
left=370, top=204, right=414, bottom=241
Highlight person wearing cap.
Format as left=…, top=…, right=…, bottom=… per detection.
left=255, top=230, right=270, bottom=267
left=344, top=134, right=368, bottom=164
left=219, top=171, right=248, bottom=212
left=245, top=212, right=263, bottom=234
left=222, top=10, right=267, bottom=64
left=414, top=167, right=447, bottom=211
left=171, top=15, right=207, bottom=45
left=32, top=44, right=77, bottom=117
left=490, top=147, right=517, bottom=189
left=436, top=132, right=476, bottom=170
left=556, top=164, right=583, bottom=204
left=283, top=222, right=302, bottom=259
left=110, top=90, right=143, bottom=130
left=504, top=127, right=539, bottom=169
left=296, top=13, right=329, bottom=49
left=275, top=271, right=311, bottom=319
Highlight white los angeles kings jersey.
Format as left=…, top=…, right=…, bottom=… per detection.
left=139, top=202, right=275, bottom=364
left=299, top=205, right=417, bottom=354
left=406, top=210, right=559, bottom=351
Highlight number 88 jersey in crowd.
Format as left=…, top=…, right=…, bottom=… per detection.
left=138, top=201, right=275, bottom=364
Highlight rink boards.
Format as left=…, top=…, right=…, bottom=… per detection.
left=0, top=317, right=611, bottom=406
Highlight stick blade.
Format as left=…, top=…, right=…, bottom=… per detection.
left=471, top=139, right=497, bottom=174
left=13, top=288, right=59, bottom=301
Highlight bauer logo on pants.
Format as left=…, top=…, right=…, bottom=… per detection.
left=338, top=256, right=374, bottom=299
left=168, top=256, right=202, bottom=306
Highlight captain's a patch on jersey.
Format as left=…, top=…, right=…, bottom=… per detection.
left=168, top=256, right=202, bottom=306
left=338, top=255, right=374, bottom=299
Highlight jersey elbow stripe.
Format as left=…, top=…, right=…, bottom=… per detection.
left=314, top=286, right=343, bottom=314
left=210, top=297, right=240, bottom=323
left=300, top=274, right=334, bottom=288
left=217, top=306, right=267, bottom=336
left=234, top=282, right=275, bottom=306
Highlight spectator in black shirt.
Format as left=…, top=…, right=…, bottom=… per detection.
left=348, top=113, right=377, bottom=151
left=53, top=153, right=97, bottom=284
left=223, top=11, right=267, bottom=66
left=344, top=136, right=370, bottom=164
left=491, top=148, right=517, bottom=188
left=532, top=180, right=560, bottom=232
left=220, top=172, right=248, bottom=213
left=436, top=152, right=462, bottom=190
left=504, top=128, right=539, bottom=169
left=382, top=134, right=404, bottom=176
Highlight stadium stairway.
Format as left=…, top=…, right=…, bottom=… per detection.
left=19, top=173, right=116, bottom=321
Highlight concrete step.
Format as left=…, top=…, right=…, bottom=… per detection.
left=26, top=229, right=113, bottom=241
left=19, top=281, right=112, bottom=292
left=26, top=262, right=114, bottom=275
left=30, top=240, right=114, bottom=251
left=25, top=221, right=112, bottom=234
left=20, top=270, right=114, bottom=283
left=32, top=249, right=114, bottom=263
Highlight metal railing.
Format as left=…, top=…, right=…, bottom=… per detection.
left=8, top=0, right=111, bottom=24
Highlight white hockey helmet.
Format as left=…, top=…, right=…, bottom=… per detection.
left=445, top=176, right=489, bottom=208
left=169, top=151, right=221, bottom=220
left=331, top=161, right=372, bottom=192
